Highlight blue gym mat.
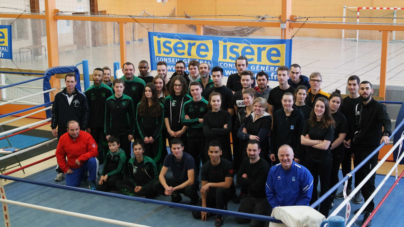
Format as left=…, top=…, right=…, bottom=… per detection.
left=1, top=161, right=403, bottom=226
left=0, top=135, right=49, bottom=150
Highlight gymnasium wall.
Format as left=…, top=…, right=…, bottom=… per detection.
left=97, top=0, right=404, bottom=40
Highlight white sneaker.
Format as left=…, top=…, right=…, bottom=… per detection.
left=55, top=172, right=65, bottom=181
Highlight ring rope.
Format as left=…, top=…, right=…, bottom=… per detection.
left=0, top=198, right=149, bottom=227
left=346, top=138, right=404, bottom=227
left=361, top=168, right=404, bottom=227
left=0, top=102, right=53, bottom=119
left=0, top=89, right=55, bottom=106
left=329, top=135, right=404, bottom=218
left=0, top=107, right=52, bottom=127
left=0, top=76, right=46, bottom=90
left=311, top=119, right=404, bottom=209
left=2, top=155, right=55, bottom=176
left=0, top=175, right=283, bottom=223
left=0, top=119, right=50, bottom=138
left=0, top=138, right=57, bottom=162
left=0, top=121, right=51, bottom=141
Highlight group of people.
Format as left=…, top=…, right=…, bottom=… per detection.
left=52, top=57, right=391, bottom=227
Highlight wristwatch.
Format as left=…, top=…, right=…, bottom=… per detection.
left=383, top=132, right=390, bottom=137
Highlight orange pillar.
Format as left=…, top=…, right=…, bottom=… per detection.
left=281, top=0, right=292, bottom=39
left=379, top=31, right=389, bottom=100
left=197, top=25, right=204, bottom=35
left=119, top=22, right=127, bottom=64
left=44, top=0, right=60, bottom=100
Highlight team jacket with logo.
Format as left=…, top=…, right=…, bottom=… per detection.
left=181, top=97, right=209, bottom=138
left=266, top=161, right=313, bottom=207
left=104, top=94, right=135, bottom=136
left=56, top=131, right=98, bottom=173
left=51, top=88, right=89, bottom=130
left=121, top=76, right=146, bottom=110
left=102, top=148, right=126, bottom=177
left=85, top=83, right=113, bottom=129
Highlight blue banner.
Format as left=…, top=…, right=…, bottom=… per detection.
left=0, top=25, right=13, bottom=60
left=148, top=32, right=292, bottom=81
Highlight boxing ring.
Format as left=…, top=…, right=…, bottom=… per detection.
left=317, top=101, right=404, bottom=227
left=2, top=68, right=404, bottom=226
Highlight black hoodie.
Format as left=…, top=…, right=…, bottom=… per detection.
left=271, top=108, right=305, bottom=159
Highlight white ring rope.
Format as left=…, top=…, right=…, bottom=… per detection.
left=0, top=118, right=51, bottom=138
left=346, top=136, right=404, bottom=227
left=0, top=89, right=56, bottom=106
left=329, top=135, right=404, bottom=217
left=0, top=107, right=52, bottom=126
left=0, top=138, right=57, bottom=161
left=0, top=198, right=150, bottom=227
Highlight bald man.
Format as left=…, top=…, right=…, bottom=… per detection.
left=266, top=145, right=313, bottom=208
left=56, top=120, right=99, bottom=189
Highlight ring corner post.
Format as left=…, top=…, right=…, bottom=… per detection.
left=113, top=62, right=120, bottom=79
left=0, top=177, right=11, bottom=227
left=82, top=60, right=90, bottom=91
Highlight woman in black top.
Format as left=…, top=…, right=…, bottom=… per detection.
left=237, top=97, right=271, bottom=163
left=105, top=79, right=135, bottom=157
left=233, top=88, right=256, bottom=172
left=328, top=90, right=347, bottom=203
left=294, top=85, right=312, bottom=120
left=270, top=92, right=305, bottom=164
left=136, top=83, right=165, bottom=169
left=203, top=92, right=232, bottom=162
left=164, top=75, right=192, bottom=151
left=115, top=140, right=159, bottom=198
left=301, top=97, right=335, bottom=217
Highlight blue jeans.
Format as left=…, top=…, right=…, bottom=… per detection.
left=65, top=157, right=98, bottom=187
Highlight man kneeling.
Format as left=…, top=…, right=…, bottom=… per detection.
left=236, top=140, right=270, bottom=227
left=152, top=138, right=199, bottom=204
left=192, top=141, right=235, bottom=227
left=56, top=120, right=98, bottom=189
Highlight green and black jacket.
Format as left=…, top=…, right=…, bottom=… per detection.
left=136, top=102, right=164, bottom=140
left=181, top=97, right=209, bottom=138
left=104, top=94, right=135, bottom=136
left=85, top=83, right=113, bottom=129
left=102, top=148, right=126, bottom=176
left=120, top=76, right=146, bottom=110
left=125, top=156, right=159, bottom=188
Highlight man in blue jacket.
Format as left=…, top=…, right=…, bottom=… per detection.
left=287, top=63, right=310, bottom=89
left=266, top=145, right=313, bottom=208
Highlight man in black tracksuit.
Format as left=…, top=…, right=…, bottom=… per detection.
left=51, top=73, right=89, bottom=181
left=121, top=62, right=146, bottom=112
left=352, top=81, right=391, bottom=226
left=85, top=68, right=113, bottom=164
left=181, top=82, right=209, bottom=181
left=335, top=76, right=361, bottom=199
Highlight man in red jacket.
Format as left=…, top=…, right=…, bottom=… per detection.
left=56, top=120, right=99, bottom=189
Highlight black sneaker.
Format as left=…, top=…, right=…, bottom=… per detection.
left=362, top=211, right=372, bottom=226
left=215, top=216, right=224, bottom=227
left=171, top=194, right=182, bottom=203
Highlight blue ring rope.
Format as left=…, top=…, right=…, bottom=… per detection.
left=0, top=71, right=44, bottom=76
left=0, top=102, right=53, bottom=119
left=0, top=76, right=46, bottom=90
left=0, top=175, right=282, bottom=223
left=310, top=119, right=404, bottom=208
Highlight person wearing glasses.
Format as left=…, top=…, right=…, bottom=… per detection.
left=305, top=72, right=330, bottom=108
left=164, top=75, right=192, bottom=150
